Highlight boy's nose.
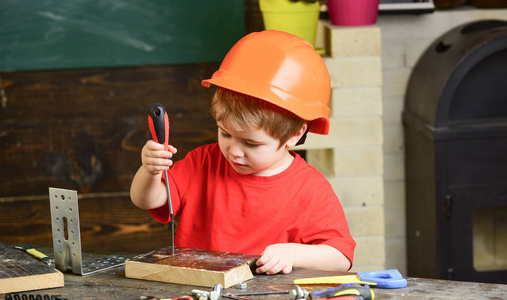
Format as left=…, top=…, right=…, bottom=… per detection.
left=228, top=142, right=244, bottom=158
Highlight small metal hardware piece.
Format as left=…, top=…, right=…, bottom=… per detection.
left=289, top=285, right=309, bottom=300
left=49, top=187, right=128, bottom=275
left=210, top=283, right=223, bottom=300
left=235, top=291, right=290, bottom=296
left=222, top=294, right=251, bottom=300
left=236, top=282, right=247, bottom=289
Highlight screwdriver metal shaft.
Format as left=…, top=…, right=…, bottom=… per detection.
left=163, top=169, right=175, bottom=255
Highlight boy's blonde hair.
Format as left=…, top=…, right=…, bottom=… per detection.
left=210, top=87, right=306, bottom=147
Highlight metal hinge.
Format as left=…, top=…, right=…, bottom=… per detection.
left=49, top=187, right=128, bottom=275
left=443, top=195, right=453, bottom=219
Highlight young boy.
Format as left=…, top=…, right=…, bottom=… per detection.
left=130, top=30, right=355, bottom=275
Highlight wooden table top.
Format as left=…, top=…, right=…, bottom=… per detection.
left=2, top=260, right=507, bottom=300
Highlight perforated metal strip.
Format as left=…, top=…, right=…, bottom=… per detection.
left=49, top=188, right=84, bottom=274
left=49, top=188, right=127, bottom=275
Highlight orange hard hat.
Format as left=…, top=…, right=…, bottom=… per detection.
left=202, top=30, right=331, bottom=135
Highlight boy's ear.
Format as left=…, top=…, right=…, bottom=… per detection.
left=286, top=123, right=309, bottom=148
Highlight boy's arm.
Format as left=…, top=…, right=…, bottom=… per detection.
left=130, top=165, right=167, bottom=209
left=255, top=180, right=354, bottom=275
left=130, top=140, right=176, bottom=210
left=255, top=243, right=350, bottom=275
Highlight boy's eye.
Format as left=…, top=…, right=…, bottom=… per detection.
left=244, top=141, right=259, bottom=148
left=219, top=129, right=260, bottom=147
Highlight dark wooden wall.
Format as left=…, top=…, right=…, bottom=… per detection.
left=0, top=0, right=264, bottom=255
left=0, top=64, right=220, bottom=254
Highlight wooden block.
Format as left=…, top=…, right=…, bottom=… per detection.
left=125, top=247, right=258, bottom=288
left=324, top=56, right=382, bottom=88
left=0, top=243, right=64, bottom=293
left=323, top=22, right=381, bottom=57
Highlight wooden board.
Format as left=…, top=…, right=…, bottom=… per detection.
left=125, top=247, right=258, bottom=288
left=0, top=64, right=219, bottom=253
left=0, top=243, right=64, bottom=293
left=0, top=64, right=219, bottom=198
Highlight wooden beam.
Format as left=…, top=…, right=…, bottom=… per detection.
left=0, top=243, right=64, bottom=294
left=125, top=247, right=258, bottom=288
left=0, top=64, right=219, bottom=253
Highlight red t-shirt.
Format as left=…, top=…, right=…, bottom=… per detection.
left=150, top=143, right=355, bottom=265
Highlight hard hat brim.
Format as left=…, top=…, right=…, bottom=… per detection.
left=202, top=75, right=330, bottom=135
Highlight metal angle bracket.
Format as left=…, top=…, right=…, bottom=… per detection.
left=49, top=187, right=127, bottom=275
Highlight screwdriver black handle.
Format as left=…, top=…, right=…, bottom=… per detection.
left=148, top=103, right=169, bottom=149
left=310, top=283, right=373, bottom=300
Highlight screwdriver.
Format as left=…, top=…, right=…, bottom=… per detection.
left=14, top=244, right=55, bottom=265
left=309, top=283, right=374, bottom=300
left=148, top=103, right=175, bottom=255
left=289, top=283, right=374, bottom=300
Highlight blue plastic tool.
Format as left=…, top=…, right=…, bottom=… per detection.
left=356, top=269, right=407, bottom=289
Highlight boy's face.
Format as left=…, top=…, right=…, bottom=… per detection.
left=217, top=121, right=299, bottom=176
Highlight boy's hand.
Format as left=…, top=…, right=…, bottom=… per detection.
left=255, top=243, right=295, bottom=275
left=141, top=140, right=177, bottom=175
left=255, top=243, right=350, bottom=275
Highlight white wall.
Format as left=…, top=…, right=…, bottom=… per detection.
left=377, top=7, right=507, bottom=274
left=307, top=7, right=507, bottom=274
left=300, top=22, right=385, bottom=272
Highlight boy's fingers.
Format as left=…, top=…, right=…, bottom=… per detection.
left=151, top=150, right=173, bottom=159
left=256, top=244, right=294, bottom=275
left=167, top=145, right=178, bottom=153
left=255, top=263, right=271, bottom=274
left=256, top=255, right=279, bottom=274
left=256, top=251, right=272, bottom=267
left=147, top=140, right=177, bottom=153
left=281, top=265, right=293, bottom=274
left=259, top=259, right=289, bottom=275
left=149, top=157, right=171, bottom=166
left=268, top=258, right=290, bottom=275
left=144, top=147, right=172, bottom=159
left=142, top=157, right=172, bottom=173
left=256, top=255, right=268, bottom=266
left=265, top=263, right=281, bottom=275
left=146, top=140, right=164, bottom=149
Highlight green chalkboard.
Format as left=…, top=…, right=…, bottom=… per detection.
left=0, top=0, right=245, bottom=72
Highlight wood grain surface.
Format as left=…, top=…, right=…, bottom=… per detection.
left=2, top=250, right=507, bottom=300
left=0, top=243, right=63, bottom=294
left=125, top=247, right=258, bottom=288
left=0, top=64, right=219, bottom=196
left=0, top=64, right=219, bottom=253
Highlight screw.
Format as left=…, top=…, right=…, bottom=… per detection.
left=210, top=283, right=223, bottom=300
left=192, top=289, right=210, bottom=299
left=236, top=282, right=247, bottom=289
left=289, top=285, right=309, bottom=300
